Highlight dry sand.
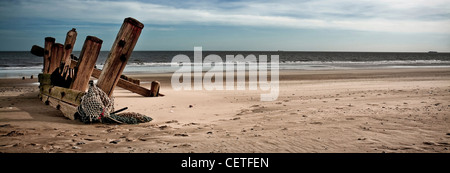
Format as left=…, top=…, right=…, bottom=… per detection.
left=0, top=68, right=449, bottom=153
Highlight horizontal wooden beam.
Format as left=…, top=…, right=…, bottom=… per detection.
left=39, top=83, right=85, bottom=106
left=91, top=68, right=152, bottom=97
left=72, top=60, right=150, bottom=97
left=120, top=74, right=140, bottom=85
left=39, top=94, right=78, bottom=120
left=31, top=45, right=45, bottom=57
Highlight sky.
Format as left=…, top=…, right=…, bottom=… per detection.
left=0, top=0, right=449, bottom=52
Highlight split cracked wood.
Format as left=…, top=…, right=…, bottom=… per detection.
left=97, top=17, right=144, bottom=97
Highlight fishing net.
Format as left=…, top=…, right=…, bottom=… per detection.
left=77, top=80, right=152, bottom=124
left=105, top=112, right=153, bottom=124
left=77, top=81, right=114, bottom=123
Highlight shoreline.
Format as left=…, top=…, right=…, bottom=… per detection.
left=0, top=67, right=449, bottom=153
left=2, top=62, right=450, bottom=79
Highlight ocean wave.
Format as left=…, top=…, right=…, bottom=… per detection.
left=280, top=60, right=450, bottom=65
left=123, top=60, right=450, bottom=67
left=0, top=66, right=43, bottom=70
left=2, top=60, right=448, bottom=69
left=127, top=62, right=175, bottom=66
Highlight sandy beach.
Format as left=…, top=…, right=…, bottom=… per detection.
left=0, top=68, right=449, bottom=153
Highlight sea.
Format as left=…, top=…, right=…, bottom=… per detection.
left=0, top=51, right=449, bottom=78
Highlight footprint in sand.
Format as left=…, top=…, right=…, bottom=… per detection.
left=173, top=144, right=192, bottom=148
left=3, top=131, right=24, bottom=137
left=110, top=139, right=121, bottom=144
left=0, top=124, right=12, bottom=128
left=83, top=138, right=97, bottom=141
left=183, top=123, right=200, bottom=126
left=174, top=133, right=189, bottom=137
left=159, top=125, right=170, bottom=130
left=165, top=120, right=178, bottom=124
left=310, top=122, right=323, bottom=125
left=180, top=144, right=191, bottom=147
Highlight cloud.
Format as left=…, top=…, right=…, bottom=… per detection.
left=1, top=0, right=450, bottom=34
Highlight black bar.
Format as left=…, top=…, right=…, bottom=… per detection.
left=0, top=153, right=447, bottom=172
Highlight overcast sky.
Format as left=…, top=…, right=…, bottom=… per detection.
left=0, top=0, right=449, bottom=51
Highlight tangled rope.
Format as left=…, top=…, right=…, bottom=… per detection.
left=77, top=80, right=152, bottom=124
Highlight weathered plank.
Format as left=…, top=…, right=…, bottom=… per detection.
left=116, top=78, right=152, bottom=97
left=91, top=67, right=159, bottom=97
left=120, top=74, right=140, bottom=85
left=39, top=84, right=84, bottom=106
left=70, top=36, right=103, bottom=91
left=97, top=17, right=144, bottom=97
left=40, top=94, right=78, bottom=120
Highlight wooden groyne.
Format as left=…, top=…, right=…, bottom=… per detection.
left=31, top=17, right=162, bottom=120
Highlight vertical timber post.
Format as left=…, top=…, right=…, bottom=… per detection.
left=49, top=43, right=64, bottom=74
left=70, top=36, right=103, bottom=91
left=44, top=37, right=55, bottom=73
left=150, top=81, right=160, bottom=97
left=97, top=17, right=144, bottom=97
left=62, top=28, right=77, bottom=67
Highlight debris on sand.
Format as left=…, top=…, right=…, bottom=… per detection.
left=110, top=139, right=121, bottom=144
left=3, top=131, right=24, bottom=137
left=174, top=133, right=189, bottom=137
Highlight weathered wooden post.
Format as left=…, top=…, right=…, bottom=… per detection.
left=62, top=28, right=77, bottom=67
left=70, top=36, right=103, bottom=91
left=44, top=37, right=55, bottom=73
left=97, top=17, right=144, bottom=97
left=49, top=43, right=64, bottom=74
left=150, top=81, right=160, bottom=97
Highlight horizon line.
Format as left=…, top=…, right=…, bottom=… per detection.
left=0, top=50, right=449, bottom=53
